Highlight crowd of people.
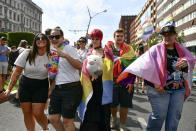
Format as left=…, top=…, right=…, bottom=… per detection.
left=0, top=23, right=195, bottom=131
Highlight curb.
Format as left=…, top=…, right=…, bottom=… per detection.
left=0, top=90, right=17, bottom=104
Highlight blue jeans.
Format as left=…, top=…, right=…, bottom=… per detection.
left=146, top=86, right=186, bottom=131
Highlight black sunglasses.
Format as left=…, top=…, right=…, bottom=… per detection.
left=49, top=35, right=61, bottom=40
left=35, top=36, right=47, bottom=41
left=79, top=40, right=86, bottom=43
left=91, top=38, right=100, bottom=41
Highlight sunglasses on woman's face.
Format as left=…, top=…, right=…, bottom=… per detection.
left=79, top=40, right=86, bottom=43
left=35, top=36, right=47, bottom=41
left=49, top=35, right=61, bottom=40
left=91, top=38, right=100, bottom=41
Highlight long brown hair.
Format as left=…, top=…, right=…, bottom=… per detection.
left=28, top=33, right=50, bottom=65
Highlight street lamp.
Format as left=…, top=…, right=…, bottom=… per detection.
left=86, top=6, right=107, bottom=34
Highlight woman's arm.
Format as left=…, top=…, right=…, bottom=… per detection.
left=4, top=66, right=23, bottom=95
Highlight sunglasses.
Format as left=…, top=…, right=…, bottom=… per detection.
left=79, top=40, right=86, bottom=43
left=49, top=35, right=61, bottom=40
left=35, top=36, right=47, bottom=41
left=91, top=38, right=100, bottom=41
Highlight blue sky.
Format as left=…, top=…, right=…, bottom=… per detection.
left=32, top=0, right=146, bottom=45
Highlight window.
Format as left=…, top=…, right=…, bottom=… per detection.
left=9, top=10, right=12, bottom=19
left=0, top=20, right=2, bottom=28
left=0, top=5, right=2, bottom=15
left=17, top=14, right=20, bottom=22
left=17, top=3, right=19, bottom=9
left=7, top=22, right=9, bottom=29
left=14, top=1, right=16, bottom=8
left=13, top=12, right=16, bottom=21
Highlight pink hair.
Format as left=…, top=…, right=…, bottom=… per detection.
left=90, top=29, right=103, bottom=41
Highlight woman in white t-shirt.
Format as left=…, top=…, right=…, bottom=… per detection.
left=5, top=33, right=50, bottom=131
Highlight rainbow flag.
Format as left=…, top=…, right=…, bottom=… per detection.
left=48, top=42, right=68, bottom=79
left=117, top=42, right=196, bottom=99
left=163, top=14, right=175, bottom=27
left=137, top=20, right=154, bottom=41
left=78, top=45, right=114, bottom=121
left=107, top=41, right=136, bottom=84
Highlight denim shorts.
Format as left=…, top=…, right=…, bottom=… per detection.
left=49, top=82, right=82, bottom=118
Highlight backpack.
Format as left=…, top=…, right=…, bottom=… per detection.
left=8, top=49, right=20, bottom=66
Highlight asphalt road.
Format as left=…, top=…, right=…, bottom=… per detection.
left=0, top=87, right=196, bottom=131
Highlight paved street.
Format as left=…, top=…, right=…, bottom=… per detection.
left=0, top=87, right=196, bottom=131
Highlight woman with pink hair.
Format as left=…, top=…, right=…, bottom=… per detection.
left=79, top=29, right=114, bottom=131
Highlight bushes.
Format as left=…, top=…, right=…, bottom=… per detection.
left=0, top=32, right=7, bottom=38
left=7, top=32, right=35, bottom=47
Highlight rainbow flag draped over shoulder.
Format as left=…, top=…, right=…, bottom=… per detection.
left=117, top=42, right=196, bottom=99
left=78, top=45, right=114, bottom=121
left=137, top=20, right=154, bottom=41
left=107, top=41, right=136, bottom=84
left=48, top=42, right=68, bottom=79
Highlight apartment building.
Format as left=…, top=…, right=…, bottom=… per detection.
left=119, top=15, right=137, bottom=44
left=156, top=0, right=196, bottom=55
left=0, top=0, right=42, bottom=34
left=130, top=0, right=156, bottom=44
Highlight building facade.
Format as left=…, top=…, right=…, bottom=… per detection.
left=0, top=0, right=42, bottom=34
left=156, top=0, right=196, bottom=56
left=130, top=0, right=156, bottom=44
left=119, top=15, right=137, bottom=44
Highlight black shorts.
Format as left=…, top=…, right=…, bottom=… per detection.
left=18, top=75, right=49, bottom=103
left=111, top=83, right=134, bottom=108
left=49, top=81, right=82, bottom=119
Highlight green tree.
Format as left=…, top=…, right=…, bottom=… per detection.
left=7, top=32, right=35, bottom=47
left=176, top=32, right=184, bottom=44
left=146, top=33, right=162, bottom=48
left=146, top=31, right=184, bottom=48
left=0, top=32, right=7, bottom=38
left=129, top=43, right=137, bottom=51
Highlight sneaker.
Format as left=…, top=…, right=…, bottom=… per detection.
left=119, top=123, right=127, bottom=131
left=110, top=117, right=117, bottom=129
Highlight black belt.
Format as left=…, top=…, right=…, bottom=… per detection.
left=56, top=81, right=81, bottom=88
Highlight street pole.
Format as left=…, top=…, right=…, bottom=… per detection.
left=86, top=6, right=92, bottom=34
left=86, top=6, right=107, bottom=34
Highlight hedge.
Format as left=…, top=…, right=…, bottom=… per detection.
left=7, top=32, right=35, bottom=47
left=0, top=32, right=7, bottom=38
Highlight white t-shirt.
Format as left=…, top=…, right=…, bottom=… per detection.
left=17, top=47, right=26, bottom=54
left=55, top=45, right=80, bottom=85
left=14, top=49, right=50, bottom=79
left=77, top=48, right=88, bottom=62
